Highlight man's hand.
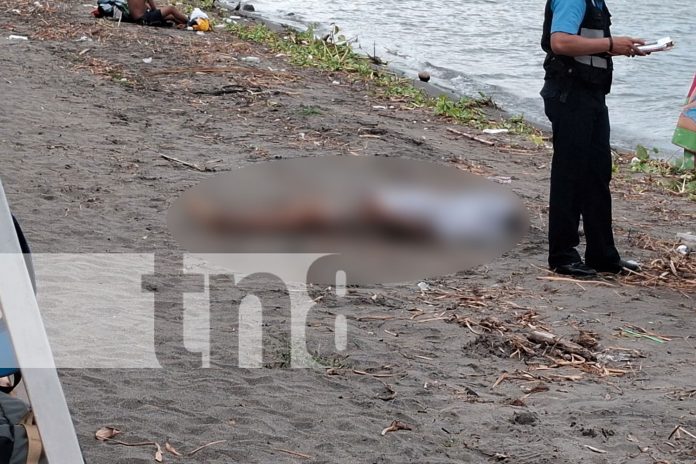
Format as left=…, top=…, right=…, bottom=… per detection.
left=611, top=36, right=646, bottom=57
left=550, top=33, right=647, bottom=58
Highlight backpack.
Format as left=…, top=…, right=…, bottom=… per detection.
left=0, top=393, right=43, bottom=464
left=95, top=0, right=130, bottom=19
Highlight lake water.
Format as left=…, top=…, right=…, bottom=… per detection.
left=242, top=0, right=694, bottom=158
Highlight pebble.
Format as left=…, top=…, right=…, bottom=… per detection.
left=418, top=71, right=430, bottom=82
left=512, top=411, right=538, bottom=426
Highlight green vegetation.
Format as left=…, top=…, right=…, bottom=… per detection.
left=630, top=145, right=696, bottom=199
left=226, top=22, right=543, bottom=136
left=298, top=104, right=322, bottom=116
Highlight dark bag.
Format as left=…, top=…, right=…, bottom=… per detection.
left=0, top=392, right=43, bottom=464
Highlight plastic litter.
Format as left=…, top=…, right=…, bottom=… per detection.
left=7, top=35, right=28, bottom=40
left=677, top=232, right=696, bottom=245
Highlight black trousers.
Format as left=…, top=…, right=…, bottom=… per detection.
left=544, top=85, right=620, bottom=269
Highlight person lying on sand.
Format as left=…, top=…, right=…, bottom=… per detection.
left=181, top=186, right=526, bottom=246
left=128, top=0, right=188, bottom=27
left=93, top=0, right=188, bottom=27
left=127, top=0, right=188, bottom=27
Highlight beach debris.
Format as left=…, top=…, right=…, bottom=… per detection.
left=677, top=232, right=696, bottom=244
left=446, top=127, right=495, bottom=146
left=418, top=71, right=430, bottom=82
left=7, top=35, right=28, bottom=41
left=96, top=427, right=225, bottom=458
left=377, top=384, right=397, bottom=401
left=95, top=426, right=121, bottom=441
left=536, top=275, right=616, bottom=287
left=367, top=45, right=386, bottom=65
left=272, top=448, right=313, bottom=460
left=486, top=176, right=512, bottom=184
left=572, top=330, right=600, bottom=350
left=618, top=325, right=671, bottom=344
left=676, top=244, right=690, bottom=255
left=622, top=232, right=696, bottom=291
left=165, top=441, right=182, bottom=457
left=381, top=420, right=412, bottom=436
left=584, top=444, right=608, bottom=454
left=527, top=329, right=596, bottom=360
left=142, top=57, right=152, bottom=64
left=417, top=281, right=430, bottom=293
left=75, top=35, right=92, bottom=42
left=241, top=56, right=261, bottom=63
left=669, top=425, right=696, bottom=441
left=187, top=440, right=227, bottom=456
left=160, top=154, right=211, bottom=172
left=482, top=128, right=509, bottom=135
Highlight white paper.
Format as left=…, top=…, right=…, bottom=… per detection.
left=636, top=37, right=674, bottom=53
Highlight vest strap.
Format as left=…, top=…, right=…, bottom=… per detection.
left=20, top=412, right=43, bottom=464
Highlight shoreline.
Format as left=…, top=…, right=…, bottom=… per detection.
left=1, top=1, right=695, bottom=462
left=232, top=3, right=684, bottom=158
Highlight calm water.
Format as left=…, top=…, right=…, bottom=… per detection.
left=245, top=0, right=694, bottom=157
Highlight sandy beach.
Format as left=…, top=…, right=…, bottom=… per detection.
left=1, top=1, right=696, bottom=462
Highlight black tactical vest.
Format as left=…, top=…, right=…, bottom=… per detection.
left=541, top=0, right=613, bottom=94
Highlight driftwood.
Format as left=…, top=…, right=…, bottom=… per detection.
left=526, top=330, right=596, bottom=361
left=446, top=127, right=495, bottom=146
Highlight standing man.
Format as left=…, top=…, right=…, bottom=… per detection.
left=541, top=0, right=644, bottom=277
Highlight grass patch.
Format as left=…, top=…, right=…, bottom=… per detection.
left=226, top=22, right=507, bottom=127
left=297, top=104, right=322, bottom=116
left=629, top=144, right=696, bottom=199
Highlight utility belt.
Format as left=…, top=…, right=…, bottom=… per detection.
left=544, top=55, right=612, bottom=102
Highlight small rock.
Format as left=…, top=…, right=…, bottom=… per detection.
left=418, top=71, right=430, bottom=82
left=242, top=3, right=255, bottom=11
left=512, top=411, right=538, bottom=426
